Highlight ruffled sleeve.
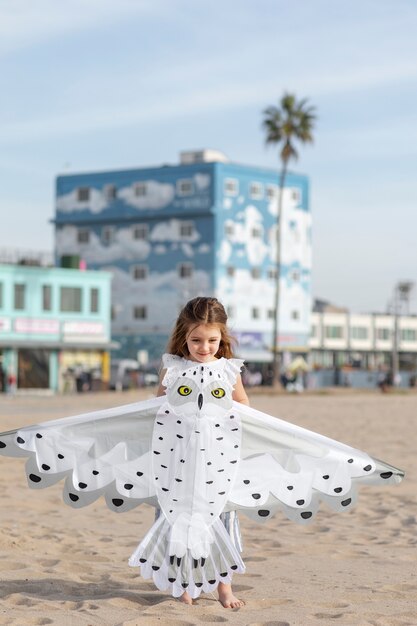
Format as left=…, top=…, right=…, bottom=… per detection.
left=161, top=354, right=185, bottom=390
left=222, top=358, right=245, bottom=387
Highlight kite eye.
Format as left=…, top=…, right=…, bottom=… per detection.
left=178, top=385, right=192, bottom=396
left=211, top=387, right=225, bottom=399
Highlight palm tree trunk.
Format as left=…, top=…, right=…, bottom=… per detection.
left=271, top=165, right=287, bottom=387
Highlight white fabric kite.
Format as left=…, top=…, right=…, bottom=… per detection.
left=0, top=355, right=404, bottom=599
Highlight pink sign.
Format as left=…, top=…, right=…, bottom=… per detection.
left=15, top=318, right=60, bottom=334
left=63, top=321, right=105, bottom=335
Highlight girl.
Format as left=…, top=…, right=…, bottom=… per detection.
left=156, top=296, right=249, bottom=608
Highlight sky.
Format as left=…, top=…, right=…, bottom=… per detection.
left=1, top=0, right=417, bottom=314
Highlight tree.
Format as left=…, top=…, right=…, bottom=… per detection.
left=263, top=93, right=316, bottom=386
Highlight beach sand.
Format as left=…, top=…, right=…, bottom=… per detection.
left=0, top=389, right=415, bottom=626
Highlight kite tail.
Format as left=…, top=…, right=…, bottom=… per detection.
left=129, top=512, right=245, bottom=598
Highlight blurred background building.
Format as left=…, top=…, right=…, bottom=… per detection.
left=0, top=250, right=113, bottom=393
left=53, top=149, right=312, bottom=368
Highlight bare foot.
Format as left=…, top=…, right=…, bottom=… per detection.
left=178, top=590, right=193, bottom=605
left=218, top=582, right=245, bottom=609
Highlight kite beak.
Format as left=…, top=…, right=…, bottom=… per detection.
left=198, top=393, right=203, bottom=410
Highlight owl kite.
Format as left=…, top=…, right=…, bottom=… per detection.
left=0, top=355, right=404, bottom=599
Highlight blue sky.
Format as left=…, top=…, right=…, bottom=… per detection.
left=1, top=0, right=417, bottom=313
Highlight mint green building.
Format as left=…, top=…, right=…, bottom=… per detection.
left=0, top=263, right=113, bottom=392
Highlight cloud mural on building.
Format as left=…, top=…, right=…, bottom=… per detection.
left=194, top=173, right=210, bottom=190
left=118, top=180, right=175, bottom=210
left=56, top=225, right=151, bottom=263
left=56, top=188, right=107, bottom=214
left=150, top=219, right=201, bottom=243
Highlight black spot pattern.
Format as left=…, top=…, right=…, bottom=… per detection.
left=92, top=470, right=99, bottom=475
left=296, top=499, right=305, bottom=506
left=323, top=475, right=329, bottom=480
left=58, top=454, right=64, bottom=459
left=301, top=511, right=313, bottom=519
left=258, top=510, right=270, bottom=517
left=364, top=464, right=372, bottom=472
left=0, top=441, right=6, bottom=448
left=252, top=493, right=261, bottom=500
left=348, top=458, right=354, bottom=463
left=69, top=493, right=79, bottom=502
left=136, top=471, right=143, bottom=477
left=78, top=482, right=87, bottom=489
left=381, top=471, right=393, bottom=479
left=29, top=474, right=41, bottom=483
left=341, top=498, right=352, bottom=507
left=334, top=487, right=343, bottom=493
left=243, top=479, right=250, bottom=485
left=36, top=434, right=42, bottom=439
left=17, top=437, right=25, bottom=444
left=112, top=498, right=124, bottom=507
left=287, top=485, right=294, bottom=490
left=41, top=464, right=50, bottom=471
left=124, top=484, right=133, bottom=490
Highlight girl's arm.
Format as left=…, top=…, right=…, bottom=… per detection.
left=233, top=374, right=250, bottom=405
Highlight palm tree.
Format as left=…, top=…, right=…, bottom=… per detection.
left=263, top=93, right=316, bottom=386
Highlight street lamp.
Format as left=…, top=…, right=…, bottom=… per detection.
left=391, top=281, right=414, bottom=386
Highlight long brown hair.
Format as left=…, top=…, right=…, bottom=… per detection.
left=167, top=297, right=236, bottom=359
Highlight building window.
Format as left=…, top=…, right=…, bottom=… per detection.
left=180, top=221, right=195, bottom=237
left=351, top=327, right=368, bottom=340
left=60, top=287, right=82, bottom=313
left=133, top=224, right=148, bottom=240
left=324, top=325, right=344, bottom=339
left=226, top=266, right=235, bottom=277
left=111, top=305, right=116, bottom=321
left=177, top=179, right=193, bottom=196
left=291, top=310, right=300, bottom=321
left=14, top=284, right=25, bottom=310
left=251, top=307, right=260, bottom=319
left=77, top=229, right=90, bottom=244
left=291, top=269, right=300, bottom=282
left=101, top=226, right=115, bottom=245
left=90, top=288, right=99, bottom=313
left=401, top=328, right=417, bottom=341
left=134, top=182, right=147, bottom=197
left=291, top=188, right=301, bottom=204
left=311, top=324, right=317, bottom=337
left=178, top=263, right=193, bottom=279
left=251, top=267, right=261, bottom=279
left=103, top=184, right=117, bottom=200
left=251, top=226, right=263, bottom=238
left=266, top=184, right=278, bottom=200
left=224, top=178, right=238, bottom=196
left=249, top=182, right=264, bottom=199
left=376, top=328, right=390, bottom=340
left=42, top=285, right=52, bottom=311
left=225, top=223, right=234, bottom=237
left=77, top=187, right=90, bottom=202
left=267, top=309, right=275, bottom=319
left=268, top=267, right=277, bottom=280
left=133, top=265, right=148, bottom=280
left=133, top=306, right=147, bottom=320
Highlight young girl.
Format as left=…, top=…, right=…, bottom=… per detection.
left=155, top=296, right=249, bottom=608
left=0, top=300, right=404, bottom=612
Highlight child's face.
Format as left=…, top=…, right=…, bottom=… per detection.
left=186, top=324, right=222, bottom=362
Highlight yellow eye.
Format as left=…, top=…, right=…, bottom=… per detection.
left=211, top=387, right=225, bottom=399
left=178, top=385, right=192, bottom=396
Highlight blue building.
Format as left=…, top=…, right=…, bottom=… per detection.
left=0, top=258, right=113, bottom=392
left=54, top=150, right=312, bottom=365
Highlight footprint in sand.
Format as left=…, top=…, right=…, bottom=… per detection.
left=197, top=617, right=228, bottom=623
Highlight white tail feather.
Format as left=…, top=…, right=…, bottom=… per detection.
left=129, top=513, right=245, bottom=598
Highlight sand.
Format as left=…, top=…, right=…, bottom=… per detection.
left=0, top=388, right=415, bottom=626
